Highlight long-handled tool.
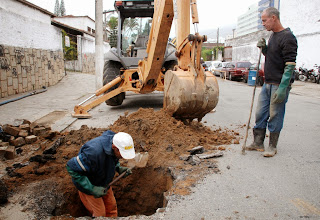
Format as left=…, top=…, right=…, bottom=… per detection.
left=106, top=152, right=149, bottom=189
left=242, top=48, right=262, bottom=155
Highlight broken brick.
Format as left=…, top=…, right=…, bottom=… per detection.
left=19, top=124, right=30, bottom=132
left=33, top=127, right=46, bottom=136
left=25, top=135, right=38, bottom=144
left=10, top=137, right=26, bottom=147
left=18, top=130, right=29, bottom=137
left=4, top=146, right=15, bottom=159
left=0, top=142, right=9, bottom=147
left=3, top=125, right=20, bottom=137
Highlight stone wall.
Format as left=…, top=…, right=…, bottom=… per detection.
left=0, top=45, right=64, bottom=98
left=65, top=53, right=95, bottom=74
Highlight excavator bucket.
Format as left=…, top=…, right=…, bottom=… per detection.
left=163, top=69, right=219, bottom=121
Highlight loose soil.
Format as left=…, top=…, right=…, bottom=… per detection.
left=0, top=108, right=239, bottom=219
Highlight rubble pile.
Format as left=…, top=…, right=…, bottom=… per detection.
left=0, top=108, right=240, bottom=219
left=0, top=120, right=56, bottom=161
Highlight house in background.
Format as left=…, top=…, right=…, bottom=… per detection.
left=0, top=0, right=65, bottom=98
left=51, top=16, right=110, bottom=73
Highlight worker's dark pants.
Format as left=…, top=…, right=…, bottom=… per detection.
left=254, top=83, right=290, bottom=133
left=78, top=187, right=117, bottom=217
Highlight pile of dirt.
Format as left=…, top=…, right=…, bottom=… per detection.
left=0, top=108, right=239, bottom=219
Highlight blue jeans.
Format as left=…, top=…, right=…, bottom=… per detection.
left=254, top=83, right=290, bottom=133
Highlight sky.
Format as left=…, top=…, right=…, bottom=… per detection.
left=27, top=0, right=259, bottom=31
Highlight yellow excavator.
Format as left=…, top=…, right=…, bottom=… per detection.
left=72, top=0, right=219, bottom=121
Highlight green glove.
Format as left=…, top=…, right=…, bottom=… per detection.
left=67, top=165, right=106, bottom=197
left=92, top=186, right=107, bottom=198
left=257, top=38, right=267, bottom=54
left=273, top=63, right=295, bottom=104
left=116, top=162, right=132, bottom=178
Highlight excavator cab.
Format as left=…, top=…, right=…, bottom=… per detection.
left=103, top=0, right=177, bottom=106
left=73, top=0, right=219, bottom=121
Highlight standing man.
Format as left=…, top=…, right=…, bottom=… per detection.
left=247, top=7, right=297, bottom=157
left=66, top=130, right=135, bottom=217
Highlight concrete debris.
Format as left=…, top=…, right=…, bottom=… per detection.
left=188, top=146, right=205, bottom=155
left=187, top=155, right=201, bottom=165
left=179, top=154, right=191, bottom=161
left=197, top=151, right=223, bottom=159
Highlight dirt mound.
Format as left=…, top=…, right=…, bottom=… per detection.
left=0, top=108, right=238, bottom=219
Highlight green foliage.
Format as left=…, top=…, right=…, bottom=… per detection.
left=107, top=17, right=118, bottom=48
left=54, top=0, right=60, bottom=16
left=212, top=46, right=224, bottom=60
left=142, top=21, right=151, bottom=35
left=201, top=48, right=213, bottom=61
left=60, top=0, right=66, bottom=16
left=61, top=30, right=77, bottom=61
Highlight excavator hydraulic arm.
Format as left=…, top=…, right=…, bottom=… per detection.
left=72, top=0, right=219, bottom=121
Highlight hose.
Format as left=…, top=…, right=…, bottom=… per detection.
left=0, top=86, right=47, bottom=106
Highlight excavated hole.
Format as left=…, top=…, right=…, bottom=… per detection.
left=56, top=166, right=173, bottom=218
left=112, top=166, right=173, bottom=217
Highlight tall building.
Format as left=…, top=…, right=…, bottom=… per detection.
left=236, top=3, right=259, bottom=37
left=258, top=0, right=280, bottom=30
left=236, top=0, right=280, bottom=37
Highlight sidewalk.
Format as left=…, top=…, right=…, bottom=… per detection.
left=0, top=72, right=96, bottom=131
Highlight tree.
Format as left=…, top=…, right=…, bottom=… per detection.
left=54, top=0, right=60, bottom=16
left=60, top=0, right=66, bottom=16
left=107, top=17, right=118, bottom=48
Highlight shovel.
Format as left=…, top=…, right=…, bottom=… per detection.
left=107, top=152, right=149, bottom=188
left=242, top=48, right=262, bottom=155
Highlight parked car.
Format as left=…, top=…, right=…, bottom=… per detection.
left=204, top=61, right=212, bottom=71
left=210, top=61, right=222, bottom=75
left=214, top=61, right=229, bottom=77
left=225, top=61, right=252, bottom=81
left=242, top=63, right=265, bottom=86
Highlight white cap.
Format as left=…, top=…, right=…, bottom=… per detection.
left=113, top=132, right=135, bottom=159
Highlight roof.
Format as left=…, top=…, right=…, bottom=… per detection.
left=51, top=19, right=95, bottom=37
left=57, top=15, right=95, bottom=23
left=15, top=0, right=55, bottom=17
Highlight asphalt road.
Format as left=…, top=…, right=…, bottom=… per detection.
left=0, top=72, right=319, bottom=219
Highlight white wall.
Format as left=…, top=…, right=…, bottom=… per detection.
left=0, top=0, right=62, bottom=51
left=281, top=0, right=320, bottom=69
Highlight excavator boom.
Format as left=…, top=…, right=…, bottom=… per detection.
left=72, top=0, right=219, bottom=121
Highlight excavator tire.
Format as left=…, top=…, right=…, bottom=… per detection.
left=103, top=61, right=125, bottom=106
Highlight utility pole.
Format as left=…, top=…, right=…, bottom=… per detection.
left=95, top=0, right=103, bottom=89
left=217, top=27, right=219, bottom=44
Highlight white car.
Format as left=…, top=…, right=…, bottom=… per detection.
left=210, top=61, right=222, bottom=74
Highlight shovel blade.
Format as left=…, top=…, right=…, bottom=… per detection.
left=128, top=152, right=149, bottom=168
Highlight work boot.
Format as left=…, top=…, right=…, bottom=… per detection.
left=263, top=132, right=280, bottom=157
left=246, top=128, right=266, bottom=151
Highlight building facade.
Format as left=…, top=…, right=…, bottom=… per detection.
left=0, top=0, right=65, bottom=98
left=236, top=0, right=280, bottom=37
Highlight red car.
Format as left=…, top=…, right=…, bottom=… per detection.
left=242, top=63, right=265, bottom=86
left=225, top=61, right=252, bottom=81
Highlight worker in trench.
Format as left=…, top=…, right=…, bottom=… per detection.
left=66, top=131, right=135, bottom=217
left=246, top=7, right=297, bottom=157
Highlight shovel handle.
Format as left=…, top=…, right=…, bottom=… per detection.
left=105, top=167, right=133, bottom=192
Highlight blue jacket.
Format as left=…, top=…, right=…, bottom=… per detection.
left=67, top=130, right=119, bottom=194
